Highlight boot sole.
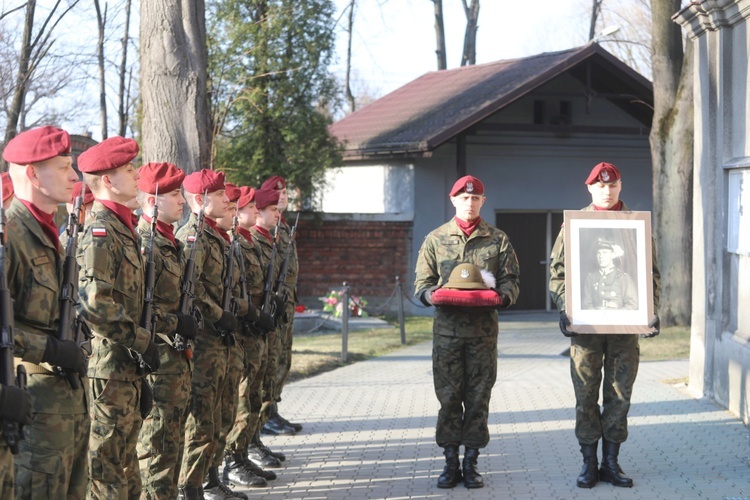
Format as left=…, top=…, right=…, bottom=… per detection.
left=599, top=473, right=633, bottom=488
left=463, top=482, right=484, bottom=489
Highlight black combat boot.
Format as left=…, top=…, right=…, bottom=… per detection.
left=203, top=467, right=248, bottom=499
left=222, top=453, right=267, bottom=488
left=462, top=447, right=484, bottom=489
left=599, top=440, right=633, bottom=488
left=576, top=442, right=599, bottom=488
left=274, top=403, right=303, bottom=433
left=436, top=445, right=461, bottom=488
left=177, top=484, right=204, bottom=500
left=248, top=431, right=282, bottom=468
left=256, top=436, right=286, bottom=462
left=261, top=415, right=297, bottom=436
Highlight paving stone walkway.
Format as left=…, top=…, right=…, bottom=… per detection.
left=239, top=312, right=750, bottom=499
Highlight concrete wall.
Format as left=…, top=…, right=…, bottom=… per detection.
left=677, top=0, right=750, bottom=425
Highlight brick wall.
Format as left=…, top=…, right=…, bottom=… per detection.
left=296, top=216, right=413, bottom=309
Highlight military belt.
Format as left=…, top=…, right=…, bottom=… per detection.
left=15, top=358, right=54, bottom=375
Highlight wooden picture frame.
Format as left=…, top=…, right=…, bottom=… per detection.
left=564, top=210, right=654, bottom=334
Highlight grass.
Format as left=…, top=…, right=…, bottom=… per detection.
left=288, top=317, right=691, bottom=382
left=287, top=315, right=433, bottom=382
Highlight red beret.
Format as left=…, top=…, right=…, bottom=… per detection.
left=1, top=172, right=13, bottom=202
left=182, top=169, right=226, bottom=194
left=224, top=182, right=241, bottom=203
left=137, top=162, right=185, bottom=194
left=449, top=175, right=484, bottom=197
left=585, top=162, right=621, bottom=185
left=261, top=175, right=286, bottom=191
left=255, top=188, right=280, bottom=210
left=71, top=181, right=95, bottom=205
left=2, top=126, right=71, bottom=164
left=77, top=136, right=139, bottom=173
left=237, top=186, right=256, bottom=209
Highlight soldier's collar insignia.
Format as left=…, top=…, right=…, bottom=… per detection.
left=466, top=182, right=474, bottom=193
left=601, top=170, right=610, bottom=182
left=460, top=269, right=470, bottom=278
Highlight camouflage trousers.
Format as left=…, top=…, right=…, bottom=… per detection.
left=259, top=328, right=280, bottom=424
left=570, top=334, right=639, bottom=445
left=275, top=302, right=296, bottom=397
left=210, top=341, right=245, bottom=469
left=432, top=334, right=498, bottom=449
left=16, top=372, right=89, bottom=500
left=137, top=346, right=191, bottom=500
left=0, top=441, right=13, bottom=498
left=88, top=377, right=145, bottom=500
left=179, top=343, right=228, bottom=488
left=227, top=334, right=266, bottom=453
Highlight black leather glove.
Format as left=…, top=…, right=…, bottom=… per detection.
left=643, top=315, right=661, bottom=338
left=42, top=336, right=88, bottom=377
left=142, top=341, right=161, bottom=373
left=175, top=312, right=199, bottom=340
left=0, top=384, right=32, bottom=425
left=559, top=311, right=577, bottom=337
left=139, top=382, right=153, bottom=419
left=271, top=295, right=286, bottom=318
left=216, top=310, right=237, bottom=333
left=254, top=310, right=276, bottom=333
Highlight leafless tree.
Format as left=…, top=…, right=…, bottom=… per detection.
left=93, top=0, right=108, bottom=139
left=460, top=0, right=479, bottom=66
left=432, top=0, right=446, bottom=70
left=588, top=0, right=604, bottom=40
left=117, top=0, right=131, bottom=136
left=649, top=0, right=692, bottom=326
left=345, top=0, right=356, bottom=111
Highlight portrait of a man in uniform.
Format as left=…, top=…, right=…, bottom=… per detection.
left=581, top=238, right=638, bottom=310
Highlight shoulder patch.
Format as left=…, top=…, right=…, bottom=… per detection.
left=92, top=227, right=107, bottom=237
left=187, top=235, right=196, bottom=243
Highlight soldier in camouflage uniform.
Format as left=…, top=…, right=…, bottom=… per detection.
left=224, top=186, right=277, bottom=487
left=2, top=126, right=89, bottom=499
left=259, top=176, right=301, bottom=436
left=581, top=240, right=638, bottom=311
left=247, top=188, right=286, bottom=470
left=175, top=170, right=245, bottom=500
left=76, top=136, right=162, bottom=498
left=414, top=175, right=520, bottom=490
left=134, top=162, right=199, bottom=499
left=549, top=162, right=661, bottom=489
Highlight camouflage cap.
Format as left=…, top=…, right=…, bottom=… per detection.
left=443, top=263, right=488, bottom=290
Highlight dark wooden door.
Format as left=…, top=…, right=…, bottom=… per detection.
left=495, top=212, right=563, bottom=310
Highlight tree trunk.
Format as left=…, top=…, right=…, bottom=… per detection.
left=118, top=0, right=131, bottom=136
left=432, top=0, right=446, bottom=70
left=3, top=0, right=35, bottom=153
left=140, top=0, right=210, bottom=172
left=460, top=0, right=479, bottom=66
left=588, top=0, right=603, bottom=41
left=649, top=0, right=693, bottom=326
left=345, top=0, right=355, bottom=112
left=94, top=0, right=108, bottom=139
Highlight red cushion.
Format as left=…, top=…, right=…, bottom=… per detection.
left=431, top=288, right=501, bottom=307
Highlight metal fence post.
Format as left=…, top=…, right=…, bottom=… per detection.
left=341, top=282, right=349, bottom=362
left=396, top=275, right=406, bottom=344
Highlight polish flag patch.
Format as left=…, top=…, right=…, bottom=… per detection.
left=187, top=235, right=196, bottom=243
left=92, top=228, right=107, bottom=237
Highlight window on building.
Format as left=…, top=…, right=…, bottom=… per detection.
left=728, top=169, right=750, bottom=255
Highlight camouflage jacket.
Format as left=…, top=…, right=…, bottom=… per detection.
left=236, top=231, right=264, bottom=310
left=414, top=218, right=521, bottom=338
left=250, top=226, right=282, bottom=315
left=77, top=201, right=149, bottom=381
left=5, top=199, right=61, bottom=364
left=277, top=217, right=299, bottom=303
left=175, top=213, right=227, bottom=349
left=549, top=201, right=662, bottom=312
left=136, top=217, right=191, bottom=374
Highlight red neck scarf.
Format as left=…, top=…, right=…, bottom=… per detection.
left=20, top=200, right=60, bottom=252
left=238, top=227, right=254, bottom=245
left=253, top=225, right=273, bottom=242
left=593, top=201, right=623, bottom=211
left=143, top=215, right=177, bottom=247
left=204, top=217, right=230, bottom=243
left=99, top=200, right=138, bottom=237
left=455, top=216, right=482, bottom=237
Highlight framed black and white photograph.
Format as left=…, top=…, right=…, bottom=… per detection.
left=564, top=210, right=654, bottom=334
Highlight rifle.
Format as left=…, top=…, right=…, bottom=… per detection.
left=261, top=220, right=281, bottom=317
left=136, top=185, right=158, bottom=374
left=176, top=192, right=209, bottom=359
left=57, top=184, right=92, bottom=389
left=217, top=212, right=239, bottom=346
left=273, top=212, right=300, bottom=303
left=0, top=177, right=27, bottom=454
